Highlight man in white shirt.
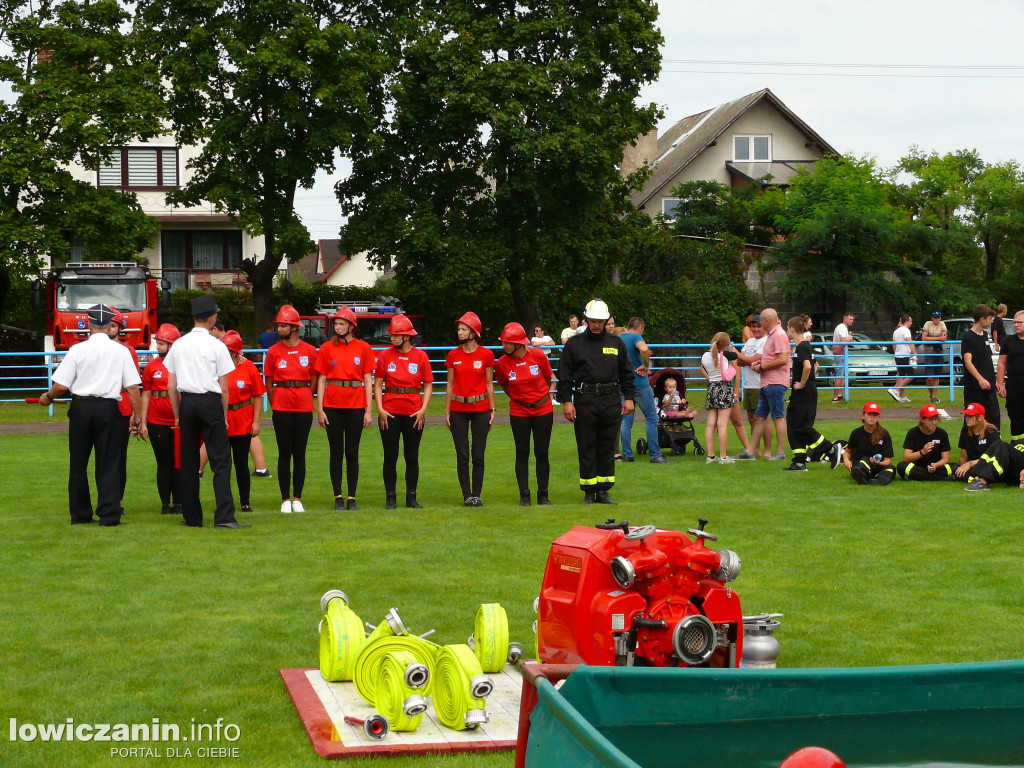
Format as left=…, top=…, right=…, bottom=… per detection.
left=889, top=313, right=916, bottom=403
left=37, top=304, right=142, bottom=526
left=165, top=295, right=248, bottom=529
left=559, top=315, right=580, bottom=344
left=832, top=313, right=854, bottom=402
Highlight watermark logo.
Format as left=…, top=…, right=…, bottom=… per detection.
left=10, top=718, right=242, bottom=759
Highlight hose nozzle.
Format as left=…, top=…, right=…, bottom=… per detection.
left=344, top=714, right=389, bottom=741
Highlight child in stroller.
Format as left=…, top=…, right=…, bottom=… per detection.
left=636, top=368, right=705, bottom=457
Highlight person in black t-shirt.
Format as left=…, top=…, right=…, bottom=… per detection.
left=783, top=316, right=841, bottom=471
left=843, top=402, right=895, bottom=485
left=961, top=304, right=1000, bottom=429
left=897, top=404, right=955, bottom=480
left=963, top=437, right=1024, bottom=491
left=996, top=311, right=1024, bottom=442
left=954, top=402, right=1002, bottom=481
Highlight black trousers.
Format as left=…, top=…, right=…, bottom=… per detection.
left=449, top=410, right=490, bottom=498
left=67, top=397, right=122, bottom=525
left=974, top=440, right=1024, bottom=485
left=273, top=410, right=313, bottom=499
left=786, top=388, right=832, bottom=463
left=851, top=457, right=896, bottom=484
left=1005, top=377, right=1024, bottom=441
left=574, top=393, right=620, bottom=493
left=510, top=413, right=552, bottom=495
left=230, top=434, right=253, bottom=505
left=116, top=413, right=130, bottom=503
left=380, top=414, right=423, bottom=495
left=179, top=393, right=235, bottom=526
left=964, top=387, right=1000, bottom=429
left=147, top=422, right=181, bottom=506
left=896, top=460, right=956, bottom=480
left=324, top=407, right=364, bottom=498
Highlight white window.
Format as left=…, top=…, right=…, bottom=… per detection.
left=662, top=198, right=681, bottom=219
left=98, top=147, right=179, bottom=189
left=733, top=135, right=771, bottom=162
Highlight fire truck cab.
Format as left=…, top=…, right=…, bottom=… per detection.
left=32, top=262, right=171, bottom=353
left=300, top=299, right=424, bottom=349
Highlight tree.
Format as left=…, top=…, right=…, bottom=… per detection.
left=765, top=155, right=905, bottom=315
left=965, top=160, right=1024, bottom=283
left=0, top=0, right=163, bottom=322
left=136, top=0, right=408, bottom=327
left=338, top=0, right=663, bottom=331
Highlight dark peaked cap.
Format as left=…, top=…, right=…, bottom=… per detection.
left=191, top=294, right=220, bottom=318
left=86, top=304, right=116, bottom=325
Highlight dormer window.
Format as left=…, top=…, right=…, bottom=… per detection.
left=733, top=135, right=770, bottom=162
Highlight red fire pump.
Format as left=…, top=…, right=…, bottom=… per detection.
left=537, top=518, right=744, bottom=668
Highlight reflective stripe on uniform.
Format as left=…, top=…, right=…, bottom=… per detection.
left=580, top=475, right=615, bottom=486
left=808, top=435, right=826, bottom=450
left=903, top=461, right=915, bottom=477
left=981, top=454, right=1004, bottom=474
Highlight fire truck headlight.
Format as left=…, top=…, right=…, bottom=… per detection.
left=610, top=556, right=636, bottom=589
left=712, top=549, right=741, bottom=582
left=672, top=615, right=717, bottom=665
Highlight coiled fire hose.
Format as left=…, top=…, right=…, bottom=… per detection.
left=318, top=590, right=365, bottom=682
left=432, top=644, right=492, bottom=730
left=466, top=603, right=509, bottom=673
left=375, top=650, right=430, bottom=732
left=353, top=634, right=439, bottom=706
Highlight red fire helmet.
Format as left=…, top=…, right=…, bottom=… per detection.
left=275, top=305, right=301, bottom=326
left=457, top=311, right=482, bottom=338
left=154, top=324, right=180, bottom=344
left=499, top=322, right=528, bottom=345
left=388, top=315, right=417, bottom=336
left=333, top=306, right=358, bottom=331
left=222, top=330, right=243, bottom=355
left=109, top=307, right=128, bottom=328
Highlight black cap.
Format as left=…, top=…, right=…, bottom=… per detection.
left=86, top=304, right=115, bottom=325
left=191, top=294, right=220, bottom=318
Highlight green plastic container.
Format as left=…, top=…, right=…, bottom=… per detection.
left=524, top=660, right=1024, bottom=767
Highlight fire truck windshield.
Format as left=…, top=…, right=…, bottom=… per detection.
left=56, top=280, right=147, bottom=312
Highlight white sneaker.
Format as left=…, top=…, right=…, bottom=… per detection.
left=937, top=409, right=953, bottom=420
left=900, top=396, right=912, bottom=403
left=292, top=500, right=305, bottom=513
left=281, top=501, right=292, bottom=514
left=887, top=388, right=900, bottom=402
left=706, top=456, right=720, bottom=464
left=718, top=456, right=736, bottom=464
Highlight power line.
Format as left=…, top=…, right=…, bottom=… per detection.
left=661, top=69, right=1024, bottom=79
left=662, top=58, right=1024, bottom=71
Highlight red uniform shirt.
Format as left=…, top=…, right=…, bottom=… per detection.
left=118, top=343, right=141, bottom=417
left=314, top=338, right=375, bottom=409
left=496, top=348, right=553, bottom=418
left=227, top=358, right=266, bottom=437
left=264, top=340, right=317, bottom=412
left=375, top=346, right=433, bottom=416
left=142, top=355, right=175, bottom=426
left=446, top=345, right=495, bottom=413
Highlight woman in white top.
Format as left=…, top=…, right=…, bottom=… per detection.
left=700, top=332, right=740, bottom=463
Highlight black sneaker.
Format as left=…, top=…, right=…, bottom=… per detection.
left=965, top=479, right=990, bottom=492
left=595, top=491, right=616, bottom=505
left=240, top=504, right=254, bottom=514
left=519, top=491, right=532, bottom=507
left=346, top=498, right=358, bottom=511
left=783, top=463, right=808, bottom=471
left=252, top=469, right=272, bottom=478
left=827, top=443, right=844, bottom=470
left=334, top=498, right=346, bottom=511
left=851, top=467, right=868, bottom=485
left=161, top=504, right=175, bottom=515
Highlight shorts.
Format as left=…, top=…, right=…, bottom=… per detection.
left=833, top=352, right=848, bottom=377
left=755, top=384, right=787, bottom=420
left=742, top=389, right=760, bottom=411
left=895, top=356, right=914, bottom=378
left=923, top=351, right=947, bottom=378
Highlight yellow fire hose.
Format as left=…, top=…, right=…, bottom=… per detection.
left=432, top=644, right=492, bottom=730
left=353, top=634, right=440, bottom=706
left=375, top=650, right=429, bottom=732
left=467, top=603, right=509, bottom=673
left=318, top=590, right=365, bottom=682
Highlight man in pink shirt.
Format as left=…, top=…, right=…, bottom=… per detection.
left=749, top=308, right=791, bottom=459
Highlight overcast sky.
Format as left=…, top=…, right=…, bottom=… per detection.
left=299, top=0, right=1024, bottom=239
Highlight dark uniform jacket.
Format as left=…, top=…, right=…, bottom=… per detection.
left=556, top=330, right=636, bottom=403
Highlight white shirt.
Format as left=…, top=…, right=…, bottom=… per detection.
left=164, top=327, right=234, bottom=394
left=700, top=351, right=725, bottom=383
left=741, top=335, right=767, bottom=390
left=559, top=327, right=577, bottom=343
left=531, top=335, right=554, bottom=356
left=893, top=325, right=913, bottom=357
left=832, top=322, right=851, bottom=354
left=52, top=332, right=141, bottom=400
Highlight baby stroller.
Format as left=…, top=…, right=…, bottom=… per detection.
left=636, top=367, right=705, bottom=457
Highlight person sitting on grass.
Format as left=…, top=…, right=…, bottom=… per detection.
left=896, top=404, right=955, bottom=481
left=843, top=402, right=895, bottom=485
left=954, top=402, right=1002, bottom=484
left=962, top=436, right=1024, bottom=491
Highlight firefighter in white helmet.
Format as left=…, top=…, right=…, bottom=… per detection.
left=556, top=299, right=635, bottom=504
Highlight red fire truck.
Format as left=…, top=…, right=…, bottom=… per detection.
left=299, top=299, right=425, bottom=349
left=32, top=262, right=171, bottom=353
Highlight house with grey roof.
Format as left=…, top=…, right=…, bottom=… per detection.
left=290, top=239, right=386, bottom=287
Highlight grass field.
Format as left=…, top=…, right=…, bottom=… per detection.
left=3, top=416, right=1022, bottom=768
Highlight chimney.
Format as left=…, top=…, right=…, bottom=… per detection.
left=621, top=128, right=658, bottom=178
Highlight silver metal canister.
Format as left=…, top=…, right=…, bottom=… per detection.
left=741, top=613, right=783, bottom=669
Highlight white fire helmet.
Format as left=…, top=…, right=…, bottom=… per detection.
left=583, top=299, right=611, bottom=321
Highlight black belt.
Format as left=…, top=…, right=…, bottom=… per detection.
left=577, top=382, right=619, bottom=395
left=385, top=386, right=420, bottom=394
left=510, top=394, right=551, bottom=409
left=228, top=397, right=253, bottom=411
left=151, top=391, right=169, bottom=399
left=327, top=379, right=362, bottom=388
left=71, top=394, right=114, bottom=401
left=452, top=393, right=487, bottom=404
left=276, top=380, right=311, bottom=388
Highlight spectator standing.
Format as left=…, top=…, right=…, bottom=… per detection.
left=992, top=303, right=1008, bottom=351
left=619, top=318, right=668, bottom=464
left=560, top=315, right=581, bottom=344
left=888, top=313, right=916, bottom=403
left=741, top=314, right=755, bottom=343
left=996, top=310, right=1024, bottom=442
left=832, top=312, right=854, bottom=402
left=700, top=332, right=739, bottom=464
left=531, top=326, right=555, bottom=356
left=921, top=310, right=948, bottom=404
left=734, top=314, right=773, bottom=459
left=139, top=324, right=182, bottom=515
left=896, top=404, right=954, bottom=481
left=37, top=304, right=143, bottom=526
left=258, top=321, right=279, bottom=349
left=749, top=308, right=790, bottom=460
left=800, top=314, right=813, bottom=341
left=961, top=304, right=1000, bottom=429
